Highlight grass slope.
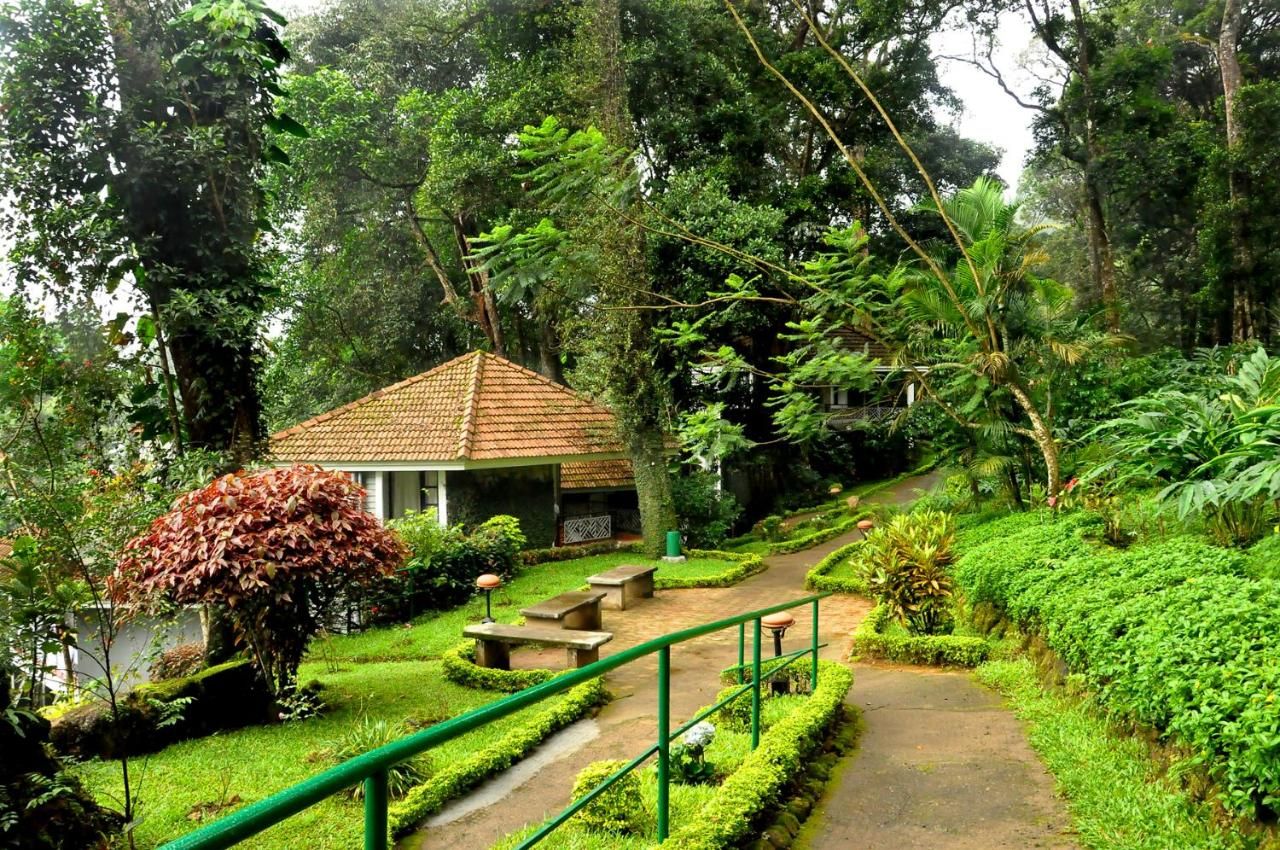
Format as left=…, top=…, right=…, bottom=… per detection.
left=976, top=659, right=1248, bottom=850
left=78, top=660, right=560, bottom=850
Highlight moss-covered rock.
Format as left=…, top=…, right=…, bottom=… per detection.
left=49, top=659, right=272, bottom=759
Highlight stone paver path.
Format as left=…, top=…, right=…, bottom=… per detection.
left=406, top=471, right=1077, bottom=850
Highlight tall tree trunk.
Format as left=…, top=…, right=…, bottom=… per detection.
left=578, top=0, right=678, bottom=556
left=1219, top=0, right=1254, bottom=342
left=1067, top=0, right=1121, bottom=333
left=1006, top=380, right=1062, bottom=497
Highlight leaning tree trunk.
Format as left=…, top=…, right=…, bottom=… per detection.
left=1006, top=381, right=1062, bottom=498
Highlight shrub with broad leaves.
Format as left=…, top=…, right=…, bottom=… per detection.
left=861, top=509, right=956, bottom=635
left=117, top=464, right=406, bottom=697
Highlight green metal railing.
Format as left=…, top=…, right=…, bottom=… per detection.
left=161, top=593, right=831, bottom=850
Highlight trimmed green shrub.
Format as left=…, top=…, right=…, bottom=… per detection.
left=519, top=540, right=639, bottom=565
left=1244, top=533, right=1280, bottom=580
left=570, top=759, right=646, bottom=835
left=388, top=676, right=607, bottom=836
left=673, top=470, right=743, bottom=548
left=805, top=540, right=867, bottom=594
left=955, top=510, right=1280, bottom=820
left=664, top=661, right=853, bottom=850
left=765, top=516, right=861, bottom=555
left=440, top=641, right=554, bottom=692
left=850, top=604, right=990, bottom=667
left=381, top=514, right=527, bottom=618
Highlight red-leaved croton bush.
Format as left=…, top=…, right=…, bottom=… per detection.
left=117, top=465, right=406, bottom=697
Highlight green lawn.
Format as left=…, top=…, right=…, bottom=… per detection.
left=314, top=552, right=738, bottom=664
left=78, top=660, right=558, bottom=850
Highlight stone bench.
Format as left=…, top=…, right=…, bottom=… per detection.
left=586, top=564, right=657, bottom=610
left=463, top=622, right=613, bottom=669
left=520, top=590, right=605, bottom=630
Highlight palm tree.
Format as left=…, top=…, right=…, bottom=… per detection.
left=893, top=176, right=1099, bottom=496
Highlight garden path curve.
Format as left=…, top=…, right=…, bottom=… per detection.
left=406, top=471, right=1077, bottom=850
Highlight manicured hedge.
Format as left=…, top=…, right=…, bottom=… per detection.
left=850, top=604, right=989, bottom=667
left=663, top=661, right=853, bottom=850
left=387, top=676, right=607, bottom=837
left=764, top=517, right=861, bottom=555
left=955, top=510, right=1280, bottom=819
left=440, top=641, right=555, bottom=692
left=658, top=550, right=766, bottom=588
left=804, top=540, right=867, bottom=594
left=519, top=540, right=640, bottom=565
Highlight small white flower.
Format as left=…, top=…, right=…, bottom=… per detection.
left=683, top=721, right=715, bottom=749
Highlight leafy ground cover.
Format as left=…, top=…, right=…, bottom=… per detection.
left=955, top=509, right=1280, bottom=823
left=76, top=660, right=566, bottom=850
left=315, top=552, right=738, bottom=664
left=977, top=659, right=1248, bottom=850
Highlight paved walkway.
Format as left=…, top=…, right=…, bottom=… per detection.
left=406, top=471, right=1076, bottom=850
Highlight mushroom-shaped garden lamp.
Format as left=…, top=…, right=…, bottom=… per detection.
left=476, top=573, right=502, bottom=624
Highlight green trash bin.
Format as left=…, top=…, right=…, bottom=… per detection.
left=665, top=530, right=682, bottom=558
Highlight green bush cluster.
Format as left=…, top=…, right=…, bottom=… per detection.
left=804, top=540, right=867, bottom=594
left=955, top=511, right=1280, bottom=819
left=850, top=604, right=989, bottom=667
left=378, top=514, right=527, bottom=619
left=570, top=759, right=646, bottom=835
left=672, top=469, right=744, bottom=549
left=388, top=676, right=607, bottom=837
left=440, top=641, right=555, bottom=692
left=663, top=661, right=853, bottom=850
left=861, top=509, right=956, bottom=635
left=1244, top=534, right=1280, bottom=580
left=657, top=551, right=765, bottom=588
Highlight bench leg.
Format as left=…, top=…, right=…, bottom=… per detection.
left=594, top=585, right=626, bottom=611
left=622, top=575, right=655, bottom=608
left=563, top=605, right=602, bottom=631
left=475, top=639, right=510, bottom=670
left=567, top=647, right=599, bottom=668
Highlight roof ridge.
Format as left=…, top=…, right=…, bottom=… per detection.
left=456, top=351, right=484, bottom=459
left=475, top=351, right=615, bottom=417
left=270, top=354, right=473, bottom=443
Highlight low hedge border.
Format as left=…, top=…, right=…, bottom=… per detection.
left=664, top=660, right=854, bottom=850
left=519, top=540, right=641, bottom=565
left=804, top=540, right=867, bottom=594
left=440, top=641, right=556, bottom=692
left=656, top=550, right=766, bottom=589
left=850, top=604, right=991, bottom=667
left=387, top=675, right=607, bottom=837
left=764, top=516, right=861, bottom=555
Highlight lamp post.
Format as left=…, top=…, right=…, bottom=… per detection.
left=476, top=574, right=501, bottom=624
left=762, top=611, right=796, bottom=695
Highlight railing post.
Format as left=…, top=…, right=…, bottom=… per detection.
left=737, top=622, right=745, bottom=684
left=363, top=769, right=388, bottom=850
left=751, top=617, right=762, bottom=749
left=811, top=598, right=820, bottom=691
left=657, top=646, right=671, bottom=842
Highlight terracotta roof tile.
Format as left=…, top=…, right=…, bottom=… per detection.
left=561, top=460, right=635, bottom=490
left=270, top=351, right=625, bottom=464
left=831, top=327, right=893, bottom=362
left=0, top=538, right=11, bottom=561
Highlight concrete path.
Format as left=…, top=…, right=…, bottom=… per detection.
left=405, top=470, right=1077, bottom=850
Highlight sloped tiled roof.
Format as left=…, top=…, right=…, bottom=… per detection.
left=831, top=327, right=893, bottom=362
left=0, top=538, right=11, bottom=561
left=271, top=352, right=624, bottom=464
left=561, top=459, right=635, bottom=491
